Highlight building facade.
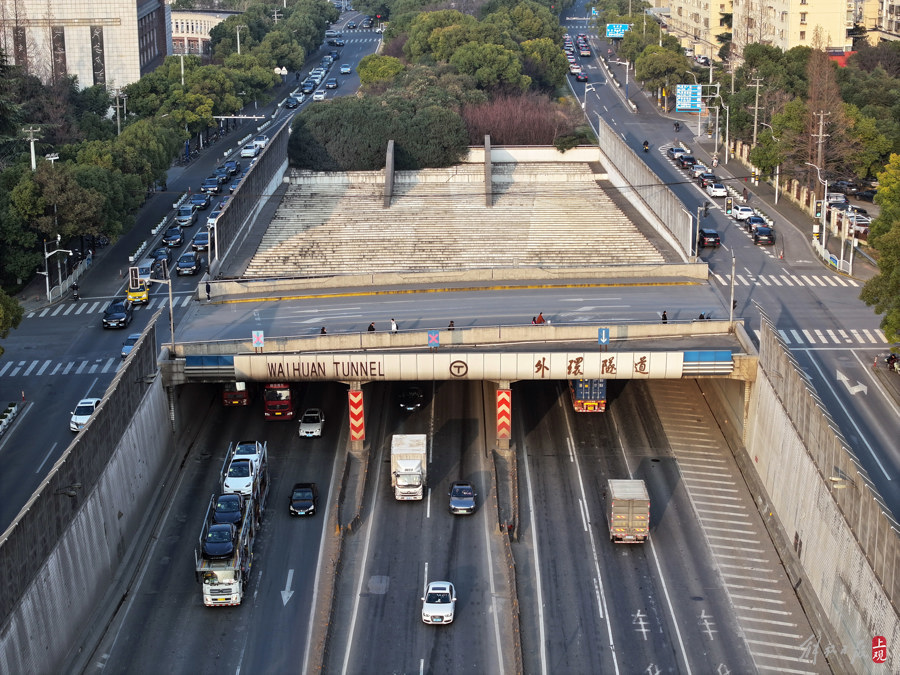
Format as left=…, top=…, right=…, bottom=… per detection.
left=0, top=0, right=169, bottom=88
left=664, top=0, right=732, bottom=59
left=171, top=8, right=239, bottom=57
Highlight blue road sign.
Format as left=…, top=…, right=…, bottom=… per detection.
left=675, top=83, right=702, bottom=112
left=598, top=328, right=610, bottom=345
left=428, top=330, right=440, bottom=347
left=606, top=23, right=629, bottom=38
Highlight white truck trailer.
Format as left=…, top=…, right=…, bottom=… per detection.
left=390, top=434, right=427, bottom=500
left=607, top=479, right=650, bottom=543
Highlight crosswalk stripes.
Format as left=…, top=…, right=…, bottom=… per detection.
left=25, top=294, right=195, bottom=319
left=0, top=356, right=122, bottom=378
left=755, top=326, right=887, bottom=347
left=713, top=272, right=859, bottom=289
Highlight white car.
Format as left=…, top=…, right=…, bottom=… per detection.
left=732, top=205, right=755, bottom=220
left=70, top=397, right=102, bottom=432
left=569, top=63, right=582, bottom=74
left=313, top=90, right=326, bottom=101
left=421, top=581, right=456, bottom=624
left=223, top=458, right=254, bottom=496
left=240, top=144, right=259, bottom=158
left=232, top=439, right=263, bottom=469
left=340, top=64, right=352, bottom=74
left=253, top=135, right=269, bottom=149
left=298, top=408, right=325, bottom=437
left=706, top=183, right=728, bottom=198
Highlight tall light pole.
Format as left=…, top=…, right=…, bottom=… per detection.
left=43, top=234, right=72, bottom=301
left=581, top=83, right=596, bottom=111
left=150, top=273, right=176, bottom=353
left=805, top=162, right=828, bottom=254
left=761, top=122, right=780, bottom=204
left=236, top=25, right=245, bottom=55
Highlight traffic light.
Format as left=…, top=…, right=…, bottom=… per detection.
left=703, top=201, right=710, bottom=217
left=129, top=266, right=139, bottom=289
left=724, top=197, right=733, bottom=215
left=815, top=200, right=823, bottom=219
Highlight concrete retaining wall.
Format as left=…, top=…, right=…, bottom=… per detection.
left=206, top=262, right=709, bottom=301
left=0, top=322, right=175, bottom=673
left=738, top=319, right=899, bottom=672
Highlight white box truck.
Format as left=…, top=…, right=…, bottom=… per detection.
left=391, top=434, right=427, bottom=500
left=607, top=479, right=650, bottom=543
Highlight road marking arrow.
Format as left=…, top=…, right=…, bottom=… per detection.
left=836, top=370, right=868, bottom=395
left=281, top=568, right=294, bottom=606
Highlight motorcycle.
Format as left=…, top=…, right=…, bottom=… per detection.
left=72, top=284, right=80, bottom=301
left=642, top=141, right=649, bottom=153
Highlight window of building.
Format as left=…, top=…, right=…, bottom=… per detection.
left=799, top=30, right=806, bottom=40
left=800, top=12, right=807, bottom=23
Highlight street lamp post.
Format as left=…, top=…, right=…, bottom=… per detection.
left=236, top=25, right=245, bottom=55
left=150, top=274, right=176, bottom=354
left=761, top=122, right=780, bottom=204
left=581, top=83, right=596, bottom=111
left=805, top=162, right=829, bottom=254
left=43, top=235, right=72, bottom=302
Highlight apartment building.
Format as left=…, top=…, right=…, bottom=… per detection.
left=0, top=0, right=169, bottom=88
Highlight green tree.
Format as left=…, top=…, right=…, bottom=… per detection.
left=860, top=155, right=900, bottom=343
left=450, top=43, right=531, bottom=90
left=521, top=37, right=569, bottom=90
left=0, top=288, right=23, bottom=357
left=634, top=46, right=690, bottom=92
left=358, top=55, right=405, bottom=85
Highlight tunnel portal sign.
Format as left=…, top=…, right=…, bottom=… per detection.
left=232, top=350, right=705, bottom=381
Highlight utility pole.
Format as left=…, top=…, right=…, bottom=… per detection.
left=23, top=126, right=41, bottom=172
left=750, top=77, right=763, bottom=145
left=812, top=110, right=831, bottom=195
left=236, top=25, right=245, bottom=55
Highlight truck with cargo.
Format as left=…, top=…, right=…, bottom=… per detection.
left=194, top=444, right=269, bottom=606
left=607, top=479, right=650, bottom=543
left=569, top=379, right=607, bottom=412
left=390, top=434, right=427, bottom=500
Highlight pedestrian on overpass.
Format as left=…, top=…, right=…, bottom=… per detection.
left=320, top=327, right=327, bottom=335
left=661, top=310, right=668, bottom=324
left=368, top=322, right=376, bottom=332
left=536, top=312, right=545, bottom=324
left=448, top=320, right=455, bottom=330
left=205, top=281, right=211, bottom=301
left=391, top=318, right=398, bottom=333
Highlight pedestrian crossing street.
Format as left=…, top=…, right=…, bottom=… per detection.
left=25, top=294, right=195, bottom=320
left=713, top=272, right=859, bottom=289
left=754, top=327, right=887, bottom=347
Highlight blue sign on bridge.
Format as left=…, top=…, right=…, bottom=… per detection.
left=598, top=328, right=610, bottom=345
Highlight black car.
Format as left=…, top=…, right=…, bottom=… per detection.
left=329, top=50, right=340, bottom=60
left=448, top=481, right=477, bottom=515
left=399, top=385, right=424, bottom=411
left=678, top=155, right=697, bottom=169
left=213, top=494, right=244, bottom=524
left=224, top=159, right=241, bottom=175
left=832, top=180, right=859, bottom=195
left=202, top=523, right=236, bottom=560
left=575, top=72, right=588, bottom=82
left=857, top=189, right=878, bottom=202
left=149, top=246, right=172, bottom=266
left=285, top=96, right=300, bottom=108
left=697, top=228, right=721, bottom=248
left=754, top=226, right=776, bottom=245
left=192, top=230, right=210, bottom=252
left=163, top=226, right=184, bottom=247
left=213, top=167, right=230, bottom=184
left=325, top=78, right=338, bottom=89
left=697, top=173, right=717, bottom=188
left=289, top=482, right=318, bottom=516
left=745, top=215, right=766, bottom=233
left=189, top=193, right=211, bottom=210
left=176, top=251, right=202, bottom=275
left=200, top=177, right=221, bottom=194
left=102, top=298, right=134, bottom=329
left=346, top=21, right=357, bottom=29
left=301, top=79, right=316, bottom=94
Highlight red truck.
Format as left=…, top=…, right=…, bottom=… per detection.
left=263, top=383, right=294, bottom=420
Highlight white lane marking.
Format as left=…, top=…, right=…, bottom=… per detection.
left=578, top=498, right=589, bottom=532
left=520, top=439, right=550, bottom=674
left=801, top=330, right=815, bottom=343
left=804, top=350, right=891, bottom=479
left=36, top=442, right=58, bottom=475
left=822, top=275, right=838, bottom=287
left=426, top=487, right=431, bottom=519
left=778, top=330, right=790, bottom=343
left=302, top=445, right=343, bottom=675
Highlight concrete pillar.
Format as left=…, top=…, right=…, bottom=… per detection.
left=348, top=385, right=365, bottom=454
left=496, top=380, right=511, bottom=451
left=383, top=140, right=394, bottom=208
left=484, top=135, right=492, bottom=207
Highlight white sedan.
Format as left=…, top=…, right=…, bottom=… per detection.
left=298, top=408, right=325, bottom=437
left=313, top=89, right=326, bottom=101
left=340, top=63, right=352, bottom=74
left=732, top=205, right=755, bottom=220
left=70, top=397, right=102, bottom=432
left=705, top=183, right=728, bottom=198
left=240, top=144, right=259, bottom=158
left=421, top=581, right=456, bottom=624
